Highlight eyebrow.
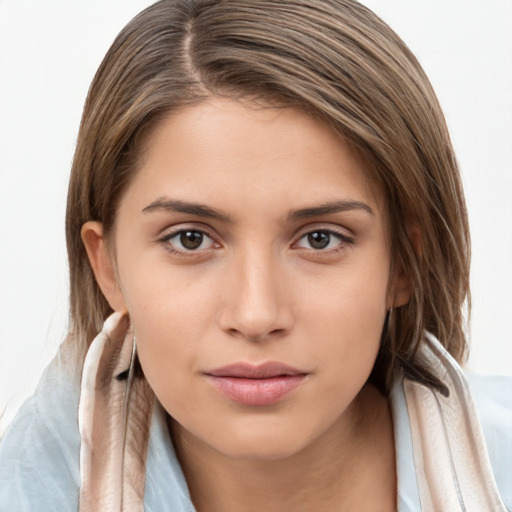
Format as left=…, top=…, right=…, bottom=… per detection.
left=142, top=197, right=374, bottom=222
left=288, top=200, right=374, bottom=220
left=142, top=198, right=231, bottom=222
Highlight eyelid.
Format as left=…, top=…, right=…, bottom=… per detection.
left=158, top=221, right=219, bottom=240
left=158, top=224, right=221, bottom=254
left=291, top=225, right=355, bottom=254
left=292, top=223, right=354, bottom=243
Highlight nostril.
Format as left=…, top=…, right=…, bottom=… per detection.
left=225, top=326, right=287, bottom=342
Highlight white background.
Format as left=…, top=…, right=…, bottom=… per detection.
left=1, top=0, right=511, bottom=434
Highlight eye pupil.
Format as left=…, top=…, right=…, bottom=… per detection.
left=308, top=232, right=330, bottom=249
left=180, top=231, right=203, bottom=249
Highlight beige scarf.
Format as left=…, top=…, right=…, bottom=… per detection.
left=78, top=312, right=154, bottom=511
left=404, top=336, right=508, bottom=511
left=78, top=313, right=507, bottom=511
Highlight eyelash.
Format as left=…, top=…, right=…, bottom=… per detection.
left=294, top=228, right=354, bottom=253
left=157, top=227, right=354, bottom=257
left=158, top=227, right=218, bottom=257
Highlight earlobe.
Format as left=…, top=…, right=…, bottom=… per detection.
left=81, top=221, right=127, bottom=313
left=390, top=222, right=421, bottom=309
left=391, top=269, right=412, bottom=308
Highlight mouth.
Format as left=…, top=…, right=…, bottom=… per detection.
left=204, top=362, right=308, bottom=406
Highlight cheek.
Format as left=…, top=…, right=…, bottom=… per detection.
left=117, top=238, right=220, bottom=334
left=297, top=256, right=389, bottom=377
left=131, top=302, right=207, bottom=423
left=118, top=265, right=219, bottom=405
left=300, top=256, right=389, bottom=334
left=298, top=286, right=387, bottom=429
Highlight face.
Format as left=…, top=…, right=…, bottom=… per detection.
left=85, top=97, right=408, bottom=461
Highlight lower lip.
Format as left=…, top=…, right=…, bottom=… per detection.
left=206, top=375, right=306, bottom=406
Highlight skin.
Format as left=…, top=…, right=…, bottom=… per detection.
left=82, top=97, right=411, bottom=511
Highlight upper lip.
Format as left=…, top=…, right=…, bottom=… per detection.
left=205, top=362, right=307, bottom=379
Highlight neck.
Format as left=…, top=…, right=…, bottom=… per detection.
left=170, top=384, right=396, bottom=512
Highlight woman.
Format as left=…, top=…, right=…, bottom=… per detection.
left=0, top=1, right=510, bottom=511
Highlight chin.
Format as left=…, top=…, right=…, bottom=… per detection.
left=191, top=413, right=328, bottom=463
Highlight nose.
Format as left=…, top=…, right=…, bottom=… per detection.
left=218, top=248, right=294, bottom=342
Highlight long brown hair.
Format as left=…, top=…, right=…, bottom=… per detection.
left=66, top=0, right=470, bottom=391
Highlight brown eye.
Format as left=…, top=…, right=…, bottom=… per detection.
left=307, top=232, right=331, bottom=249
left=295, top=229, right=353, bottom=252
left=163, top=229, right=216, bottom=252
left=180, top=231, right=204, bottom=250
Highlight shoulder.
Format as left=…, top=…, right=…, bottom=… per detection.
left=466, top=372, right=512, bottom=510
left=0, top=352, right=81, bottom=512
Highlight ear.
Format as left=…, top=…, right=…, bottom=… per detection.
left=390, top=266, right=412, bottom=309
left=389, top=222, right=421, bottom=309
left=81, top=221, right=128, bottom=313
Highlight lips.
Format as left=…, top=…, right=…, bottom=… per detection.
left=205, top=362, right=308, bottom=406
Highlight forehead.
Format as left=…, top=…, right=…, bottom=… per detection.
left=123, top=96, right=386, bottom=221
